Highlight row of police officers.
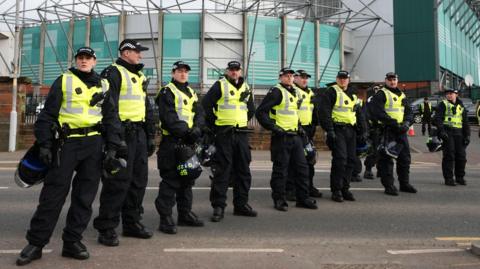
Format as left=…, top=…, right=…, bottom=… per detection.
left=16, top=39, right=472, bottom=266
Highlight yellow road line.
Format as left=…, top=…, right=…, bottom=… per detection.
left=436, top=237, right=480, bottom=241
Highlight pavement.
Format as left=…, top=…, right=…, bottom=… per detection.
left=0, top=124, right=479, bottom=268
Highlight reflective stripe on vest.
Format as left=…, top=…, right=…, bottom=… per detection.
left=113, top=64, right=146, bottom=122
left=380, top=87, right=405, bottom=124
left=58, top=72, right=106, bottom=137
left=294, top=85, right=314, bottom=125
left=443, top=100, right=463, bottom=129
left=269, top=84, right=298, bottom=131
left=331, top=84, right=357, bottom=125
left=420, top=102, right=431, bottom=113
left=214, top=78, right=249, bottom=127
left=161, top=82, right=198, bottom=135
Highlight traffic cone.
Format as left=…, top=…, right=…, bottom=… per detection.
left=408, top=125, right=415, bottom=136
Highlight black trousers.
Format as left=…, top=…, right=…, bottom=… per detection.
left=441, top=128, right=466, bottom=181
left=352, top=155, right=362, bottom=176
left=26, top=136, right=103, bottom=247
left=286, top=162, right=315, bottom=193
left=94, top=128, right=148, bottom=230
left=330, top=125, right=357, bottom=192
left=378, top=131, right=411, bottom=187
left=364, top=127, right=380, bottom=171
left=210, top=131, right=252, bottom=209
left=422, top=116, right=432, bottom=135
left=270, top=134, right=309, bottom=202
left=155, top=137, right=194, bottom=216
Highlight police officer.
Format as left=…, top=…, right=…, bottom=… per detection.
left=319, top=71, right=366, bottom=202
left=285, top=69, right=322, bottom=200
left=364, top=86, right=381, bottom=179
left=420, top=97, right=432, bottom=136
left=370, top=72, right=417, bottom=196
left=155, top=61, right=205, bottom=234
left=351, top=98, right=367, bottom=182
left=256, top=67, right=317, bottom=211
left=94, top=39, right=156, bottom=245
left=16, top=47, right=120, bottom=266
left=434, top=88, right=470, bottom=186
left=202, top=61, right=257, bottom=222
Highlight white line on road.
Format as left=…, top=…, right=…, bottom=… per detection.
left=0, top=161, right=18, bottom=164
left=387, top=248, right=465, bottom=255
left=0, top=187, right=9, bottom=189
left=0, top=249, right=53, bottom=254
left=145, top=187, right=385, bottom=191
left=164, top=248, right=284, bottom=253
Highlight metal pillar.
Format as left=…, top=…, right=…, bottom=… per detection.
left=9, top=0, right=21, bottom=152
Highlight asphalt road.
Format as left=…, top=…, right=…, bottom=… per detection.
left=0, top=125, right=479, bottom=269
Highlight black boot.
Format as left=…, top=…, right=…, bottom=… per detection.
left=445, top=178, right=456, bottom=186
left=178, top=212, right=204, bottom=227
left=309, top=187, right=323, bottom=198
left=296, top=198, right=318, bottom=209
left=210, top=207, right=224, bottom=222
left=98, top=229, right=119, bottom=247
left=123, top=222, right=153, bottom=239
left=62, top=241, right=89, bottom=260
left=159, top=215, right=177, bottom=234
left=234, top=204, right=258, bottom=217
left=363, top=170, right=374, bottom=180
left=342, top=190, right=356, bottom=201
left=331, top=191, right=343, bottom=202
left=384, top=185, right=399, bottom=196
left=274, top=200, right=288, bottom=212
left=400, top=183, right=417, bottom=193
left=16, top=244, right=42, bottom=266
left=455, top=178, right=466, bottom=185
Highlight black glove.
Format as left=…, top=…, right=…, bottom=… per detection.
left=185, top=127, right=202, bottom=145
left=464, top=136, right=470, bottom=146
left=271, top=125, right=285, bottom=136
left=438, top=130, right=449, bottom=141
left=326, top=130, right=336, bottom=151
left=298, top=126, right=307, bottom=137
left=38, top=146, right=52, bottom=166
left=147, top=138, right=156, bottom=157
left=397, top=123, right=410, bottom=134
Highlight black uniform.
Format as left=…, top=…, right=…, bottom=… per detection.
left=93, top=58, right=156, bottom=232
left=421, top=101, right=432, bottom=135
left=364, top=96, right=381, bottom=177
left=319, top=85, right=366, bottom=197
left=26, top=67, right=120, bottom=247
left=155, top=79, right=205, bottom=217
left=369, top=86, right=415, bottom=192
left=255, top=84, right=311, bottom=207
left=433, top=99, right=470, bottom=185
left=202, top=76, right=255, bottom=210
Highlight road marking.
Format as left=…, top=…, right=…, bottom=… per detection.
left=164, top=248, right=284, bottom=253
left=0, top=187, right=9, bottom=189
left=146, top=187, right=385, bottom=191
left=0, top=249, right=53, bottom=254
left=451, top=263, right=480, bottom=267
left=0, top=161, right=18, bottom=164
left=387, top=248, right=465, bottom=255
left=0, top=167, right=15, bottom=170
left=456, top=243, right=472, bottom=247
left=436, top=237, right=480, bottom=241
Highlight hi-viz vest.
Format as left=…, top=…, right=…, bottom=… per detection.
left=442, top=100, right=464, bottom=129
left=380, top=87, right=405, bottom=124
left=160, top=82, right=198, bottom=135
left=214, top=77, right=249, bottom=127
left=331, top=84, right=357, bottom=125
left=420, top=102, right=431, bottom=113
left=113, top=63, right=146, bottom=122
left=269, top=84, right=299, bottom=131
left=294, top=85, right=314, bottom=126
left=58, top=71, right=109, bottom=138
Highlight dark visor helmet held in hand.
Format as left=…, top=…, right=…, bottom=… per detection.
left=102, top=151, right=127, bottom=179
left=304, top=140, right=316, bottom=165
left=14, top=145, right=48, bottom=188
left=175, top=143, right=202, bottom=180
left=426, top=136, right=443, bottom=152
left=196, top=143, right=217, bottom=167
left=356, top=140, right=370, bottom=158
left=379, top=140, right=404, bottom=159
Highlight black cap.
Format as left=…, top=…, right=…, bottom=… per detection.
left=227, top=61, right=241, bottom=70
left=279, top=67, right=295, bottom=76
left=74, top=47, right=96, bottom=58
left=118, top=39, right=149, bottom=52
left=444, top=87, right=458, bottom=94
left=385, top=72, right=398, bottom=79
left=336, top=70, right=350, bottom=78
left=172, top=61, right=191, bottom=71
left=295, top=69, right=311, bottom=78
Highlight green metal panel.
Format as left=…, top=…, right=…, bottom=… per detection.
left=287, top=19, right=315, bottom=86
left=73, top=19, right=87, bottom=51
left=394, top=0, right=436, bottom=81
left=20, top=26, right=41, bottom=83
left=162, top=13, right=200, bottom=84
left=43, top=22, right=70, bottom=85
left=246, top=16, right=281, bottom=86
left=90, top=16, right=119, bottom=72
left=319, top=24, right=340, bottom=87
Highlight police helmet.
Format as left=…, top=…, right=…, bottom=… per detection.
left=356, top=141, right=370, bottom=158
left=177, top=154, right=202, bottom=180
left=196, top=143, right=216, bottom=167
left=103, top=156, right=127, bottom=178
left=426, top=136, right=442, bottom=152
left=14, top=145, right=48, bottom=188
left=380, top=140, right=404, bottom=159
left=304, top=141, right=316, bottom=165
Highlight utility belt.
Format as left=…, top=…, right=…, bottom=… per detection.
left=333, top=122, right=355, bottom=129
left=216, top=126, right=254, bottom=135
left=122, top=120, right=144, bottom=133
left=61, top=123, right=103, bottom=138
left=443, top=126, right=463, bottom=134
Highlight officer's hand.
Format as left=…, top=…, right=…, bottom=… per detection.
left=271, top=126, right=285, bottom=136
left=147, top=138, right=156, bottom=157
left=438, top=131, right=449, bottom=141
left=464, top=136, right=470, bottom=146
left=185, top=127, right=202, bottom=145
left=326, top=130, right=336, bottom=151
left=298, top=126, right=307, bottom=137
left=397, top=123, right=410, bottom=134
left=116, top=140, right=128, bottom=159
left=105, top=149, right=117, bottom=161
left=38, top=146, right=52, bottom=166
